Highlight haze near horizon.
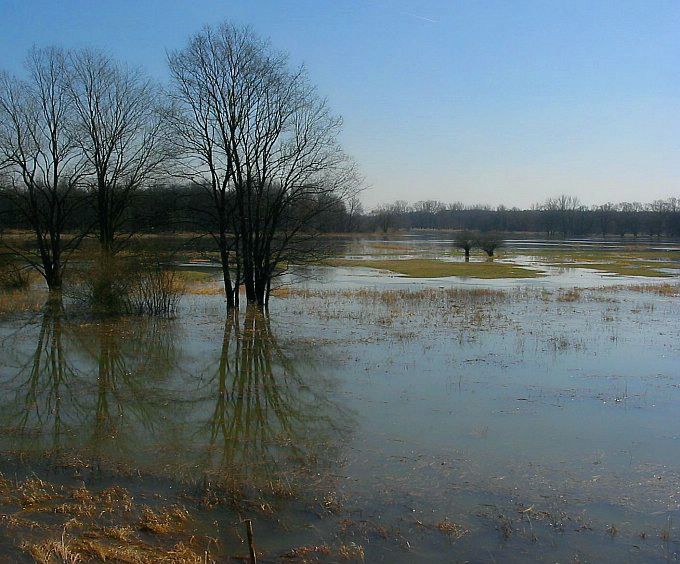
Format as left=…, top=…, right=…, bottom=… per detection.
left=1, top=0, right=678, bottom=209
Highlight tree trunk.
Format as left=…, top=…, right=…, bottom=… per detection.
left=254, top=276, right=267, bottom=309
left=218, top=240, right=235, bottom=309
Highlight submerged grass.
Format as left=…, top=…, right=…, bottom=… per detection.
left=0, top=473, right=215, bottom=563
left=274, top=286, right=507, bottom=303
left=613, top=282, right=680, bottom=296
left=329, top=258, right=542, bottom=278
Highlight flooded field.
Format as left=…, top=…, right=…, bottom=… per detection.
left=1, top=237, right=680, bottom=562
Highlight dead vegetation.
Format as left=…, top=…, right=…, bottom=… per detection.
left=0, top=473, right=215, bottom=563
left=282, top=544, right=332, bottom=560
left=0, top=287, right=45, bottom=316
left=557, top=288, right=582, bottom=302
left=435, top=519, right=469, bottom=540
left=273, top=286, right=507, bottom=305
left=621, top=282, right=680, bottom=296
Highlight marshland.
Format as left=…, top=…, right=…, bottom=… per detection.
left=2, top=4, right=680, bottom=562
left=1, top=232, right=679, bottom=562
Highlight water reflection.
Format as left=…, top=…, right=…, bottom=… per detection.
left=71, top=314, right=178, bottom=458
left=0, top=304, right=349, bottom=491
left=194, top=308, right=348, bottom=485
left=0, top=304, right=178, bottom=459
left=6, top=302, right=84, bottom=450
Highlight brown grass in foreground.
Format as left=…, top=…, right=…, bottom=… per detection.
left=0, top=474, right=215, bottom=563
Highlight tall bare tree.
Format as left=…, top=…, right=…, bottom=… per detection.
left=0, top=47, right=87, bottom=292
left=166, top=25, right=257, bottom=308
left=68, top=50, right=170, bottom=255
left=168, top=22, right=357, bottom=309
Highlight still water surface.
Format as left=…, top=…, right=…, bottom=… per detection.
left=1, top=239, right=679, bottom=561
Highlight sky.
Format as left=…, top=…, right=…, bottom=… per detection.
left=1, top=0, right=679, bottom=209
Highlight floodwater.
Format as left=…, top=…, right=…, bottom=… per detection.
left=1, top=237, right=680, bottom=562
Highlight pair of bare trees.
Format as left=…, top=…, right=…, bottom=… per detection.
left=167, top=23, right=357, bottom=309
left=1, top=24, right=357, bottom=308
left=0, top=48, right=170, bottom=292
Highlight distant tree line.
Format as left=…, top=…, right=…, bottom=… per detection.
left=4, top=190, right=678, bottom=240
left=363, top=196, right=680, bottom=238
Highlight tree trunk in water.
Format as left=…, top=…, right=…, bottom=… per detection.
left=243, top=263, right=257, bottom=304
left=44, top=262, right=62, bottom=292
left=264, top=279, right=271, bottom=309
left=464, top=248, right=470, bottom=262
left=222, top=270, right=235, bottom=309
left=254, top=276, right=267, bottom=309
left=219, top=244, right=235, bottom=309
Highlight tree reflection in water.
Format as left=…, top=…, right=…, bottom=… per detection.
left=2, top=301, right=85, bottom=451
left=0, top=303, right=350, bottom=500
left=193, top=307, right=350, bottom=499
left=0, top=301, right=178, bottom=462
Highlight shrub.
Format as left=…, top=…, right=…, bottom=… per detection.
left=0, top=260, right=31, bottom=291
left=128, top=260, right=185, bottom=317
left=71, top=255, right=184, bottom=317
left=477, top=233, right=504, bottom=257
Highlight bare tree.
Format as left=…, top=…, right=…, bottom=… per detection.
left=168, top=22, right=358, bottom=309
left=166, top=24, right=256, bottom=308
left=345, top=194, right=364, bottom=232
left=477, top=232, right=503, bottom=257
left=0, top=48, right=87, bottom=293
left=454, top=230, right=477, bottom=261
left=544, top=194, right=581, bottom=237
left=68, top=49, right=170, bottom=255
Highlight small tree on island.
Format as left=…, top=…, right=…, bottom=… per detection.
left=454, top=231, right=477, bottom=262
left=477, top=233, right=504, bottom=257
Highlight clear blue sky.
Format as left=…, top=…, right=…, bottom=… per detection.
left=1, top=0, right=679, bottom=208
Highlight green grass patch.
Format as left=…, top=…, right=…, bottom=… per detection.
left=330, top=258, right=543, bottom=279
left=175, top=269, right=216, bottom=283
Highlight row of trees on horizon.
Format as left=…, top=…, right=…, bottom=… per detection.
left=3, top=188, right=679, bottom=240
left=367, top=195, right=680, bottom=238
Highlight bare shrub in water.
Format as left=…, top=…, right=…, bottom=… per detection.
left=477, top=233, right=504, bottom=257
left=80, top=257, right=136, bottom=314
left=127, top=260, right=185, bottom=317
left=0, top=260, right=31, bottom=290
left=72, top=256, right=184, bottom=317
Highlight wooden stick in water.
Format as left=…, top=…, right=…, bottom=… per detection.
left=245, top=519, right=257, bottom=564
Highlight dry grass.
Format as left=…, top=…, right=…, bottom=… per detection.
left=337, top=542, right=365, bottom=560
left=283, top=544, right=332, bottom=560
left=623, top=283, right=680, bottom=296
left=330, top=258, right=542, bottom=279
left=22, top=537, right=83, bottom=563
left=367, top=243, right=412, bottom=251
left=22, top=537, right=209, bottom=564
left=274, top=287, right=506, bottom=303
left=0, top=474, right=214, bottom=563
left=0, top=288, right=46, bottom=316
left=138, top=506, right=189, bottom=534
left=557, top=288, right=582, bottom=302
left=436, top=519, right=469, bottom=540
left=185, top=283, right=223, bottom=296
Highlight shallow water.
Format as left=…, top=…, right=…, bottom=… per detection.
left=1, top=239, right=680, bottom=561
